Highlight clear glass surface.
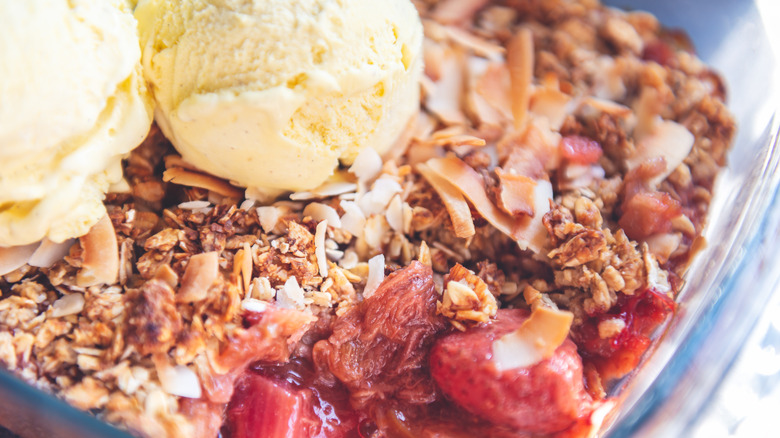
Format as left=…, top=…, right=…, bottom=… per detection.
left=601, top=0, right=780, bottom=436
left=1, top=1, right=779, bottom=437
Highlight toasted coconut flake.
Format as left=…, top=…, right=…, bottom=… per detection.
left=163, top=167, right=243, bottom=199
left=77, top=215, right=119, bottom=287
left=349, top=147, right=384, bottom=183
left=163, top=155, right=200, bottom=172
left=627, top=120, right=695, bottom=186
left=432, top=0, right=490, bottom=25
left=507, top=28, right=534, bottom=130
left=417, top=162, right=476, bottom=238
left=0, top=243, right=39, bottom=276
left=425, top=156, right=551, bottom=252
left=256, top=206, right=281, bottom=234
left=363, top=254, right=385, bottom=299
left=303, top=203, right=342, bottom=229
left=530, top=87, right=571, bottom=130
left=444, top=25, right=505, bottom=59
left=492, top=307, right=574, bottom=371
left=28, top=238, right=74, bottom=269
left=495, top=168, right=537, bottom=217
left=426, top=49, right=467, bottom=125
left=178, top=252, right=219, bottom=303
left=51, top=293, right=85, bottom=318
left=476, top=60, right=512, bottom=120
left=290, top=182, right=358, bottom=201
left=234, top=243, right=253, bottom=294
left=314, top=220, right=329, bottom=278
left=581, top=97, right=633, bottom=117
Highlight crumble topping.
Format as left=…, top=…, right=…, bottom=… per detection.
left=0, top=0, right=736, bottom=436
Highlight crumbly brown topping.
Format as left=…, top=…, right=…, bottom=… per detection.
left=0, top=0, right=735, bottom=436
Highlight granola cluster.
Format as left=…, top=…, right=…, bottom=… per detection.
left=0, top=0, right=735, bottom=436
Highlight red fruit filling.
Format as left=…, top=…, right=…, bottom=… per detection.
left=572, top=288, right=676, bottom=380
left=560, top=136, right=604, bottom=165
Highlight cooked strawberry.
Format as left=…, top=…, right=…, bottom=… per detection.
left=226, top=374, right=319, bottom=438
left=429, top=309, right=592, bottom=434
left=560, top=136, right=603, bottom=165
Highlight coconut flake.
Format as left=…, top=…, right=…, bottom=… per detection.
left=290, top=182, right=358, bottom=201
left=339, top=250, right=359, bottom=270
left=178, top=200, right=211, bottom=210
left=77, top=215, right=119, bottom=287
left=507, top=28, right=534, bottom=129
left=158, top=365, right=202, bottom=399
left=363, top=255, right=385, bottom=299
left=277, top=277, right=305, bottom=309
left=303, top=203, right=342, bottom=229
left=492, top=307, right=574, bottom=371
left=349, top=147, right=383, bottom=183
left=358, top=177, right=403, bottom=216
left=385, top=195, right=405, bottom=233
left=28, top=239, right=74, bottom=268
left=241, top=298, right=269, bottom=313
left=239, top=199, right=256, bottom=210
left=627, top=120, right=695, bottom=187
left=256, top=206, right=281, bottom=234
left=51, top=293, right=85, bottom=318
left=0, top=243, right=37, bottom=276
left=339, top=201, right=367, bottom=238
left=314, top=220, right=329, bottom=278
left=163, top=167, right=243, bottom=198
left=417, top=163, right=475, bottom=238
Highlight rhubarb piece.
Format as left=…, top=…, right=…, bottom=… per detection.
left=226, top=374, right=317, bottom=438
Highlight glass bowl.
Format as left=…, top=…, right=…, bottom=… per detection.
left=1, top=1, right=779, bottom=437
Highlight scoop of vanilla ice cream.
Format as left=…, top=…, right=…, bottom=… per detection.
left=135, top=0, right=423, bottom=193
left=0, top=0, right=153, bottom=247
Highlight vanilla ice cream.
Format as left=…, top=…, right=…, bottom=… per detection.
left=0, top=0, right=153, bottom=247
left=135, top=0, right=423, bottom=193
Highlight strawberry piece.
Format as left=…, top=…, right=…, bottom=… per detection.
left=560, top=136, right=603, bottom=165
left=226, top=374, right=320, bottom=438
left=429, top=309, right=592, bottom=434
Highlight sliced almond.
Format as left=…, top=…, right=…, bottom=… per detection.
left=314, top=220, right=329, bottom=278
left=77, top=215, right=119, bottom=287
left=492, top=307, right=574, bottom=371
left=162, top=167, right=244, bottom=199
left=178, top=252, right=219, bottom=303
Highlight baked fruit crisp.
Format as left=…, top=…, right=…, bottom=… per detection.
left=0, top=0, right=735, bottom=437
